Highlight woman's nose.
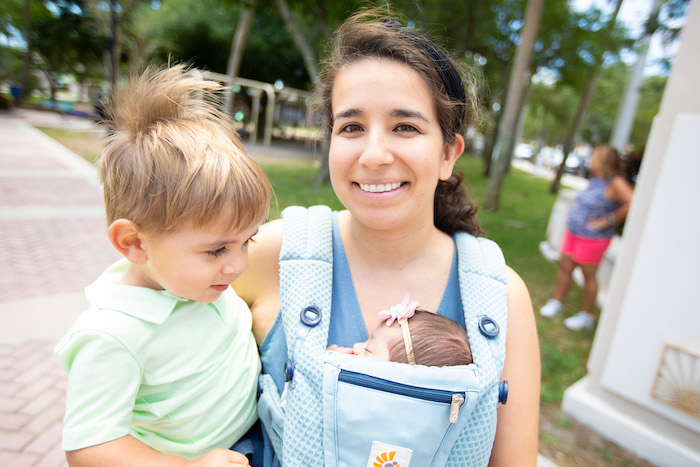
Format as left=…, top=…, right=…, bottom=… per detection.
left=358, top=130, right=394, bottom=169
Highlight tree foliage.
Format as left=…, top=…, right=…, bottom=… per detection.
left=1, top=1, right=106, bottom=99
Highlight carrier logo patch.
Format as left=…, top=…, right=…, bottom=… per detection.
left=367, top=441, right=413, bottom=467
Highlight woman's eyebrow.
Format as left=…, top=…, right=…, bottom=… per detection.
left=391, top=109, right=428, bottom=121
left=334, top=108, right=364, bottom=120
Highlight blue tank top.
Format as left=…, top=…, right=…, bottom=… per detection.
left=567, top=177, right=621, bottom=239
left=259, top=212, right=465, bottom=392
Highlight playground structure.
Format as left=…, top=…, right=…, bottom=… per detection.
left=200, top=70, right=317, bottom=147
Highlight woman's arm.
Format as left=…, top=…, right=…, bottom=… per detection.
left=233, top=219, right=284, bottom=345
left=66, top=435, right=250, bottom=466
left=589, top=175, right=635, bottom=230
left=489, top=267, right=540, bottom=467
left=608, top=175, right=634, bottom=222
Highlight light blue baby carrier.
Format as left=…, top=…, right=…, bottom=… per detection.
left=257, top=206, right=508, bottom=466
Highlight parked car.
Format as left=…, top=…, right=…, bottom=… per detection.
left=514, top=143, right=534, bottom=160
left=536, top=146, right=564, bottom=169
left=564, top=147, right=592, bottom=178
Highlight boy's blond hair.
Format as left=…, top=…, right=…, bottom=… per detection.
left=99, top=64, right=269, bottom=236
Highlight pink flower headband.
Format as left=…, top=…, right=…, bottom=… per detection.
left=378, top=293, right=419, bottom=365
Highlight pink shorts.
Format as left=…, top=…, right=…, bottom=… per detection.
left=560, top=229, right=611, bottom=265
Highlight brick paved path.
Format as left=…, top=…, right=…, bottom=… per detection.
left=0, top=340, right=67, bottom=467
left=0, top=112, right=120, bottom=466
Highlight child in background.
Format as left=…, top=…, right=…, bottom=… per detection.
left=55, top=65, right=270, bottom=466
left=330, top=294, right=473, bottom=367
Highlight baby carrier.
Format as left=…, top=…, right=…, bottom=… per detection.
left=257, top=206, right=508, bottom=466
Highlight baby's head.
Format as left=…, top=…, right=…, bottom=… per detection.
left=357, top=309, right=472, bottom=367
left=99, top=64, right=269, bottom=238
left=389, top=310, right=472, bottom=367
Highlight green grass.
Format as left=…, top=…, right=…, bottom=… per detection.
left=260, top=163, right=344, bottom=219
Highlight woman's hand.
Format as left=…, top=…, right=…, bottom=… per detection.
left=183, top=449, right=250, bottom=466
left=587, top=217, right=613, bottom=231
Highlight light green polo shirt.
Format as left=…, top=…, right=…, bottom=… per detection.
left=55, top=259, right=261, bottom=459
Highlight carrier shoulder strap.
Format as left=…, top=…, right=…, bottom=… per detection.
left=455, top=232, right=508, bottom=383
left=448, top=232, right=508, bottom=466
left=278, top=205, right=333, bottom=466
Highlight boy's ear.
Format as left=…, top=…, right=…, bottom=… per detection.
left=107, top=219, right=148, bottom=265
left=439, top=134, right=465, bottom=181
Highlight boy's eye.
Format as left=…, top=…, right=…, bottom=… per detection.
left=207, top=247, right=227, bottom=258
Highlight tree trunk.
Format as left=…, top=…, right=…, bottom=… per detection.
left=273, top=0, right=319, bottom=83
left=481, top=111, right=498, bottom=177
left=610, top=0, right=664, bottom=152
left=19, top=0, right=31, bottom=107
left=224, top=1, right=256, bottom=114
left=109, top=0, right=120, bottom=89
left=550, top=0, right=623, bottom=194
left=274, top=0, right=330, bottom=183
left=310, top=5, right=332, bottom=42
left=483, top=0, right=545, bottom=211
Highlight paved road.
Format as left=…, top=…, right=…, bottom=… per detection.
left=0, top=108, right=557, bottom=467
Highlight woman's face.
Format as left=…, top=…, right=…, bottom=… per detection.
left=328, top=57, right=462, bottom=232
left=589, top=149, right=602, bottom=177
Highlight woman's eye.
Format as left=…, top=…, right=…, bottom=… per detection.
left=207, top=247, right=227, bottom=258
left=395, top=124, right=418, bottom=133
left=339, top=123, right=362, bottom=133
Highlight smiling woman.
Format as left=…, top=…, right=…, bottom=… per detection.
left=233, top=9, right=540, bottom=467
left=327, top=57, right=458, bottom=232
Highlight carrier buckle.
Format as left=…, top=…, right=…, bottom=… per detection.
left=300, top=305, right=322, bottom=326
left=499, top=380, right=509, bottom=405
left=478, top=316, right=500, bottom=338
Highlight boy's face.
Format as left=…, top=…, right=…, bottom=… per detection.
left=131, top=212, right=259, bottom=303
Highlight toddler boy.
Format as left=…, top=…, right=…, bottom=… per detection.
left=55, top=65, right=270, bottom=466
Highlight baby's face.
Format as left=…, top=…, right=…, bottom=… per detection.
left=353, top=321, right=402, bottom=360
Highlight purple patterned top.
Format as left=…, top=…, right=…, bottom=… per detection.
left=567, top=177, right=621, bottom=239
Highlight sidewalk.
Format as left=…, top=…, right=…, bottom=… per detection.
left=0, top=110, right=121, bottom=466
left=0, top=109, right=557, bottom=467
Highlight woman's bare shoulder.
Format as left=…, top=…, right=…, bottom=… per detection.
left=233, top=219, right=284, bottom=343
left=489, top=265, right=540, bottom=466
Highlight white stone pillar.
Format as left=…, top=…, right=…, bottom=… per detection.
left=561, top=1, right=700, bottom=465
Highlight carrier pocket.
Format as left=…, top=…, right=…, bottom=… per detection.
left=322, top=352, right=480, bottom=467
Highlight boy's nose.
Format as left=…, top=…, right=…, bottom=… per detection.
left=222, top=254, right=247, bottom=275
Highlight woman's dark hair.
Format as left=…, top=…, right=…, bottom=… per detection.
left=388, top=310, right=472, bottom=367
left=309, top=9, right=483, bottom=236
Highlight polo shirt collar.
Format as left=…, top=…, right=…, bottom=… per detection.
left=85, top=259, right=229, bottom=324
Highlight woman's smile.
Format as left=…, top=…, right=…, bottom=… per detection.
left=357, top=182, right=405, bottom=193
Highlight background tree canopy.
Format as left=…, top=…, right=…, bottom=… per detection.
left=0, top=0, right=687, bottom=156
